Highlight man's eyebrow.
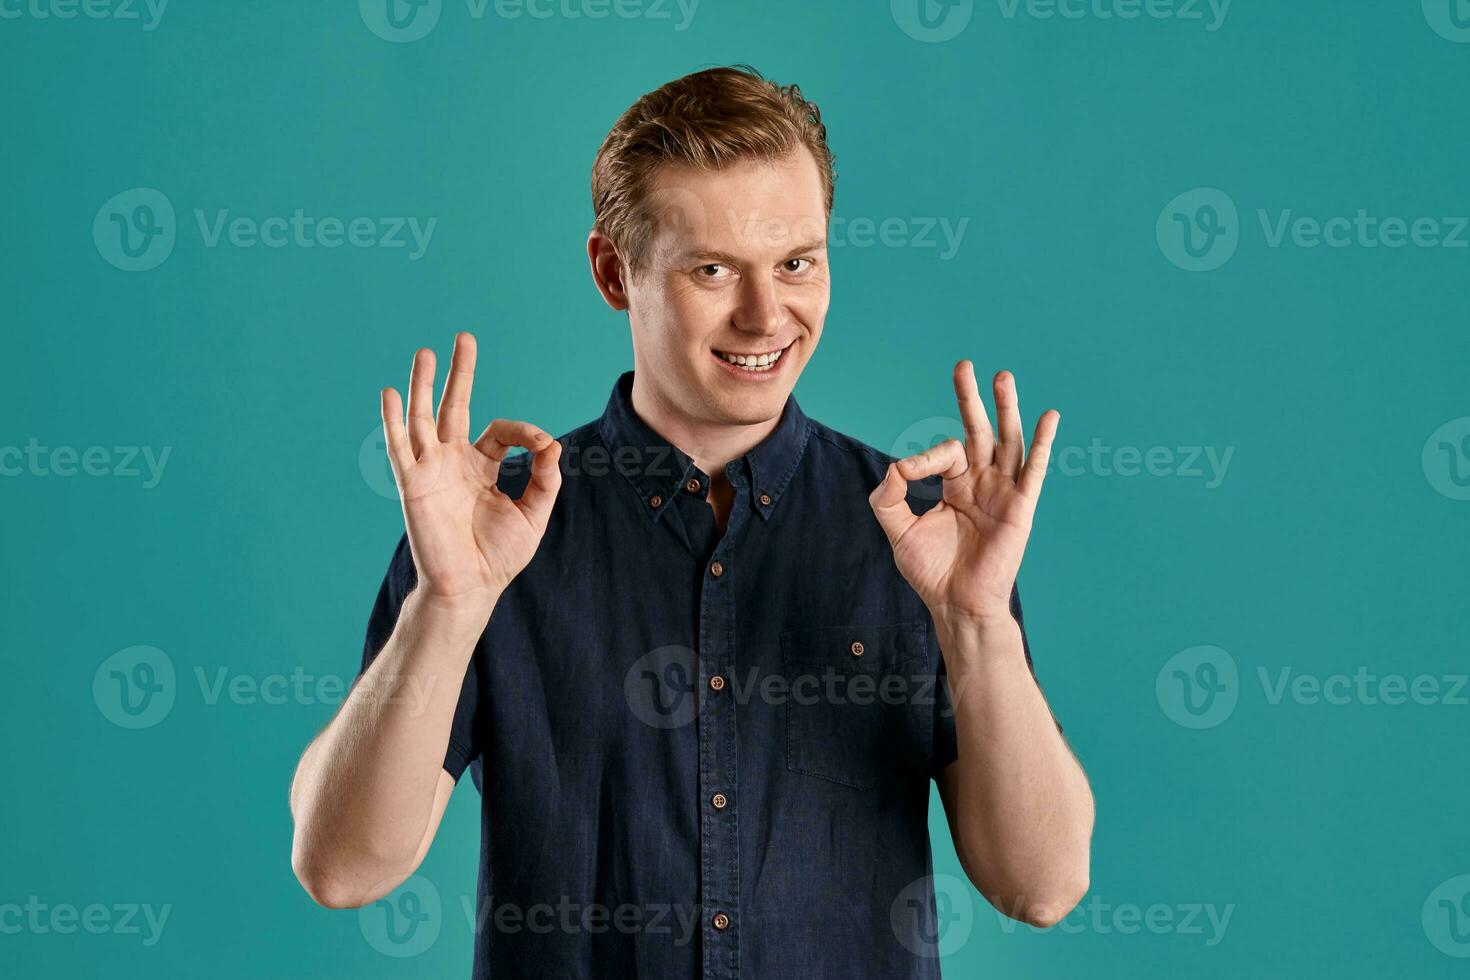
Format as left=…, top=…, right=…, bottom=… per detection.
left=781, top=238, right=828, bottom=257
left=675, top=239, right=829, bottom=264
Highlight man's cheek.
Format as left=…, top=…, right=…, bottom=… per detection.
left=797, top=295, right=829, bottom=338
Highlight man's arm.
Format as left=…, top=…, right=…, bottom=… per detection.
left=870, top=360, right=1093, bottom=927
left=933, top=614, right=1092, bottom=927
left=289, top=591, right=487, bottom=908
left=289, top=333, right=562, bottom=908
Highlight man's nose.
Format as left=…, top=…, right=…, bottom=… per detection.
left=732, top=273, right=784, bottom=336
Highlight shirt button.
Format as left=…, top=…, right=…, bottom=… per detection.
left=709, top=674, right=725, bottom=692
left=685, top=478, right=701, bottom=494
left=710, top=561, right=724, bottom=578
left=850, top=640, right=865, bottom=657
left=758, top=492, right=772, bottom=506
left=649, top=494, right=663, bottom=509
left=712, top=912, right=730, bottom=931
left=711, top=793, right=728, bottom=810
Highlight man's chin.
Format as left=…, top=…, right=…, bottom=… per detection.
left=705, top=388, right=790, bottom=427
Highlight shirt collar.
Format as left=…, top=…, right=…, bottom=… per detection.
left=596, top=371, right=811, bottom=524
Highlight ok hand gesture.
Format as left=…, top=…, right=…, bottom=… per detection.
left=381, top=333, right=563, bottom=613
left=869, top=361, right=1058, bottom=626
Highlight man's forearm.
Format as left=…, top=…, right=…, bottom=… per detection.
left=935, top=612, right=1093, bottom=925
left=289, top=588, right=490, bottom=907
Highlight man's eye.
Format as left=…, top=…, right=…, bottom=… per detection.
left=696, top=264, right=729, bottom=279
left=783, top=258, right=814, bottom=274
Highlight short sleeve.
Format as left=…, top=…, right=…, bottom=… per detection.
left=930, top=584, right=1058, bottom=775
left=360, top=534, right=481, bottom=781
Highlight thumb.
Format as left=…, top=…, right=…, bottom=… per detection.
left=516, top=438, right=563, bottom=532
left=869, top=462, right=917, bottom=548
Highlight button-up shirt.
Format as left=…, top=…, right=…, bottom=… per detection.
left=361, top=371, right=1039, bottom=979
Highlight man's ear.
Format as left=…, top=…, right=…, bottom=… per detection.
left=587, top=230, right=630, bottom=311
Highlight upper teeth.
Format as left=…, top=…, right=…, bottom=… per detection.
left=719, top=347, right=785, bottom=370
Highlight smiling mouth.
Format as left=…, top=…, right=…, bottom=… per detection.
left=711, top=341, right=793, bottom=373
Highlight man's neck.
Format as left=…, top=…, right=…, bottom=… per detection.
left=629, top=376, right=782, bottom=480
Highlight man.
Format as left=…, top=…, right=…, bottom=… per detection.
left=289, top=65, right=1093, bottom=978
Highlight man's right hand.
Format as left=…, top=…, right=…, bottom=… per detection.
left=381, top=332, right=563, bottom=620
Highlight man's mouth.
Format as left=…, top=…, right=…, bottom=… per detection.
left=711, top=341, right=793, bottom=374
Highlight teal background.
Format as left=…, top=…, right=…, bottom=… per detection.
left=4, top=1, right=1469, bottom=976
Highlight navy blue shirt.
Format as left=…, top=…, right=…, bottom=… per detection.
left=362, top=371, right=1037, bottom=979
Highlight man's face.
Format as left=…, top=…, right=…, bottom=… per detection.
left=624, top=149, right=830, bottom=427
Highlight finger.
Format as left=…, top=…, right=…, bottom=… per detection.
left=473, top=419, right=553, bottom=462
left=994, top=371, right=1023, bottom=480
left=515, top=439, right=564, bottom=531
left=896, top=438, right=968, bottom=482
left=436, top=332, right=477, bottom=443
left=406, top=348, right=438, bottom=458
left=953, top=360, right=994, bottom=467
left=868, top=462, right=919, bottom=547
left=380, top=388, right=415, bottom=478
left=1017, top=410, right=1060, bottom=501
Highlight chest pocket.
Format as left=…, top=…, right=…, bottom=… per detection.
left=780, top=622, right=934, bottom=790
